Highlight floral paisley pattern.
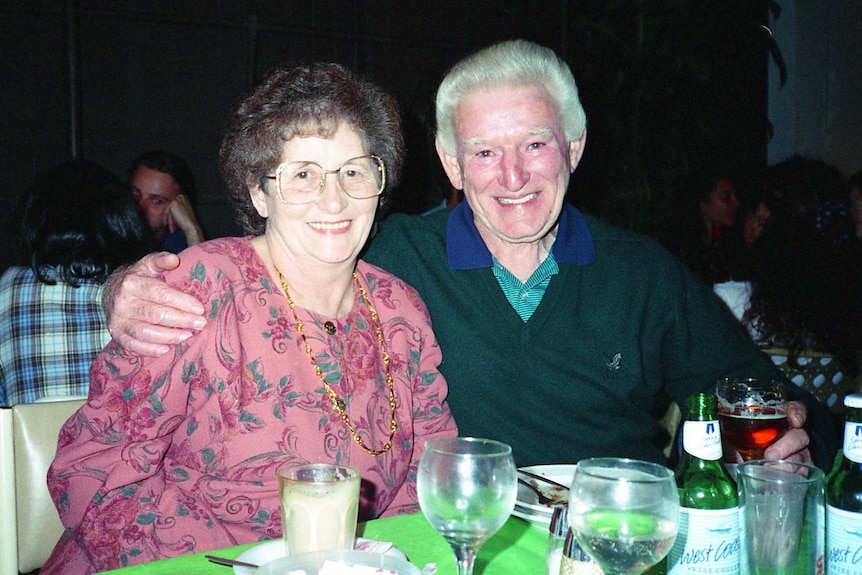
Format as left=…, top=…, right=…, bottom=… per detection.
left=42, top=236, right=457, bottom=574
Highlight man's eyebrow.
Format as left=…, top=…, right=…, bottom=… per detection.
left=462, top=128, right=555, bottom=148
left=462, top=137, right=487, bottom=148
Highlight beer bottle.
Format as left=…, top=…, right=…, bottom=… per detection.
left=667, top=393, right=739, bottom=575
left=826, top=393, right=862, bottom=575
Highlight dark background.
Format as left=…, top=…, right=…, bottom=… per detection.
left=1, top=1, right=859, bottom=274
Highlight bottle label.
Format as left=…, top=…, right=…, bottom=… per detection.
left=844, top=422, right=862, bottom=463
left=667, top=507, right=740, bottom=575
left=827, top=505, right=862, bottom=574
left=682, top=420, right=723, bottom=461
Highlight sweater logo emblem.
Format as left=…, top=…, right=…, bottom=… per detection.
left=604, top=352, right=622, bottom=371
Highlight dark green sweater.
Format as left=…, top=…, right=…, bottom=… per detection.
left=364, top=207, right=838, bottom=468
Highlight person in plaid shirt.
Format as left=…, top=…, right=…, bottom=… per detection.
left=0, top=159, right=152, bottom=405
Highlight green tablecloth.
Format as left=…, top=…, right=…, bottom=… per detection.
left=98, top=513, right=547, bottom=574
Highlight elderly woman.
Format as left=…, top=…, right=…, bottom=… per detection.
left=42, top=63, right=457, bottom=573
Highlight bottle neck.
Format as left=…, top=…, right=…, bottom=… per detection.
left=843, top=407, right=862, bottom=464
left=681, top=394, right=724, bottom=461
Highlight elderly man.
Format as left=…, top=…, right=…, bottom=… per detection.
left=105, top=40, right=836, bottom=469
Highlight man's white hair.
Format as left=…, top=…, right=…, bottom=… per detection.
left=435, top=39, right=587, bottom=154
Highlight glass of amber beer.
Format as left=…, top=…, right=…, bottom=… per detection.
left=716, top=377, right=789, bottom=460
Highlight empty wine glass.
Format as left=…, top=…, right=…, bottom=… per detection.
left=417, top=437, right=517, bottom=575
left=568, top=457, right=679, bottom=575
left=716, top=377, right=789, bottom=461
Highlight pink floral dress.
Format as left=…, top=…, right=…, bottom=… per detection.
left=42, top=236, right=457, bottom=573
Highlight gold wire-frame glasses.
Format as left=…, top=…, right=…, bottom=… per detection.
left=262, top=154, right=386, bottom=205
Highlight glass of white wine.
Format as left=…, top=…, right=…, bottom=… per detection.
left=417, top=437, right=517, bottom=575
left=568, top=457, right=679, bottom=575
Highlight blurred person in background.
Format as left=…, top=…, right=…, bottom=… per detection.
left=714, top=156, right=862, bottom=420
left=0, top=159, right=153, bottom=405
left=129, top=149, right=205, bottom=253
left=663, top=165, right=741, bottom=285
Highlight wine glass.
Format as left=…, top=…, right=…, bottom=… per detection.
left=715, top=377, right=789, bottom=461
left=568, top=457, right=679, bottom=575
left=417, top=437, right=517, bottom=575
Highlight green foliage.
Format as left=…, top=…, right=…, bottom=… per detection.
left=568, top=0, right=786, bottom=238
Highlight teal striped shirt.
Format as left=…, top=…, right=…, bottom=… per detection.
left=492, top=252, right=559, bottom=322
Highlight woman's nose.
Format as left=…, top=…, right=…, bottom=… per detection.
left=317, top=174, right=348, bottom=211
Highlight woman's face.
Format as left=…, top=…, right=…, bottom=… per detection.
left=700, top=178, right=739, bottom=227
left=250, top=122, right=379, bottom=270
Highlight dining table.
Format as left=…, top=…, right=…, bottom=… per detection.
left=98, top=512, right=547, bottom=574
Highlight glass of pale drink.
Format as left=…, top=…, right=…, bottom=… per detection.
left=278, top=463, right=360, bottom=554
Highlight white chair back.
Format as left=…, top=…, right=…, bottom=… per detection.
left=0, top=398, right=85, bottom=575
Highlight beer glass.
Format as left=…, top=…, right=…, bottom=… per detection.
left=716, top=377, right=789, bottom=461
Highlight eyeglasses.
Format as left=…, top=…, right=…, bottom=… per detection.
left=262, top=155, right=386, bottom=205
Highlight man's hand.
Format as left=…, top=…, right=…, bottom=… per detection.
left=725, top=400, right=813, bottom=465
left=166, top=194, right=205, bottom=246
left=104, top=252, right=207, bottom=357
left=762, top=400, right=812, bottom=464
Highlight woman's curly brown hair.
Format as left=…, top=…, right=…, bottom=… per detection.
left=219, top=62, right=404, bottom=235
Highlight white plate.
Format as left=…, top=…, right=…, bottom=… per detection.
left=512, top=464, right=576, bottom=529
left=233, top=538, right=407, bottom=575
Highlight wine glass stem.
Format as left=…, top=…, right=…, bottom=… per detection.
left=451, top=544, right=478, bottom=575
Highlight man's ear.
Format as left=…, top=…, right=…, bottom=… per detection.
left=568, top=130, right=587, bottom=173
left=436, top=139, right=464, bottom=190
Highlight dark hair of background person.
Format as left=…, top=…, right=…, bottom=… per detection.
left=219, top=62, right=404, bottom=236
left=128, top=149, right=197, bottom=203
left=19, top=159, right=155, bottom=286
left=759, top=154, right=847, bottom=220
left=744, top=163, right=862, bottom=375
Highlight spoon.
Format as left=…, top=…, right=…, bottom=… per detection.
left=205, top=555, right=259, bottom=569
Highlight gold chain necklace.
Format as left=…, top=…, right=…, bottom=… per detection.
left=277, top=269, right=397, bottom=456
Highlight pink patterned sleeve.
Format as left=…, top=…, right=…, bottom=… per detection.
left=48, top=336, right=196, bottom=527
left=379, top=280, right=458, bottom=516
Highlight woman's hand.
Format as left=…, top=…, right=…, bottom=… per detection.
left=104, top=252, right=207, bottom=356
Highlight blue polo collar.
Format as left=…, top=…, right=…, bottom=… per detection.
left=446, top=200, right=596, bottom=270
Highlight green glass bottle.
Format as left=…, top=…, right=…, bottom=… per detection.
left=826, top=393, right=862, bottom=575
left=667, top=393, right=739, bottom=575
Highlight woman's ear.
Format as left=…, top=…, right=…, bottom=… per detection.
left=249, top=178, right=269, bottom=219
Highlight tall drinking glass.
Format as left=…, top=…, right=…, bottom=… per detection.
left=716, top=377, right=789, bottom=461
left=417, top=437, right=517, bottom=575
left=568, top=457, right=680, bottom=575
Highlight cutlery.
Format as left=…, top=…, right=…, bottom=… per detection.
left=517, top=468, right=571, bottom=491
left=518, top=477, right=566, bottom=506
left=205, top=555, right=259, bottom=569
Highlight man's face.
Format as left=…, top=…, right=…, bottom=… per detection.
left=437, top=84, right=585, bottom=252
left=130, top=165, right=181, bottom=236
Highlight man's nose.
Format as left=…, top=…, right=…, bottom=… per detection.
left=499, top=152, right=529, bottom=191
